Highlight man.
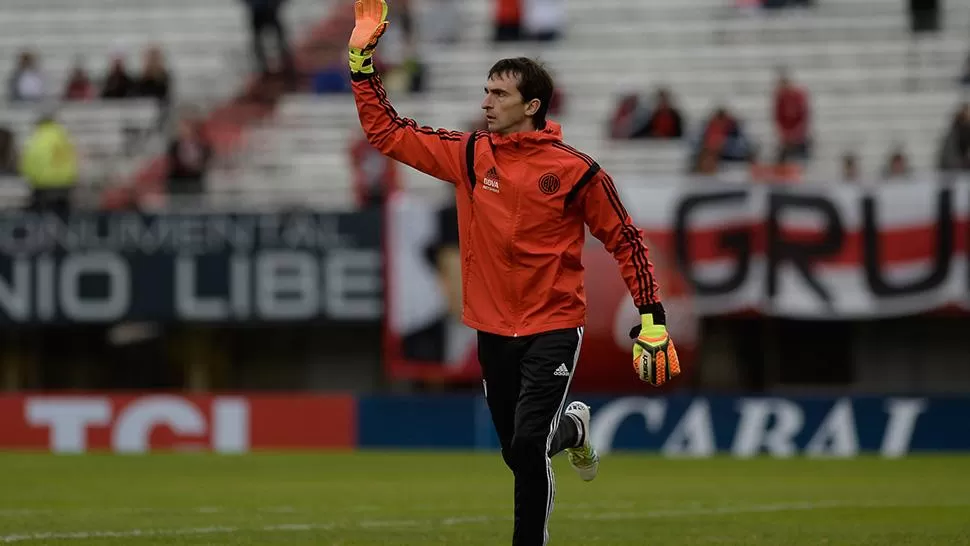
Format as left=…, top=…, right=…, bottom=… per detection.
left=348, top=1, right=680, bottom=544
left=772, top=67, right=811, bottom=162
left=240, top=0, right=294, bottom=78
left=19, top=111, right=77, bottom=218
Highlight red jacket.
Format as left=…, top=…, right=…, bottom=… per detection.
left=353, top=72, right=661, bottom=337
left=774, top=86, right=809, bottom=144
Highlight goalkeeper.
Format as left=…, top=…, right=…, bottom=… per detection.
left=349, top=1, right=680, bottom=544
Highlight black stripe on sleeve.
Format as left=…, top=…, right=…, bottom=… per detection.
left=599, top=175, right=652, bottom=304
left=465, top=131, right=479, bottom=191
left=552, top=142, right=593, bottom=167
left=563, top=162, right=600, bottom=210
left=603, top=174, right=655, bottom=302
left=369, top=76, right=462, bottom=141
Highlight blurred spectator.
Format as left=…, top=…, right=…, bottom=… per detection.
left=19, top=112, right=77, bottom=218
left=493, top=0, right=524, bottom=42
left=908, top=0, right=940, bottom=35
left=608, top=93, right=640, bottom=139
left=842, top=152, right=860, bottom=183
left=0, top=127, right=17, bottom=176
left=311, top=60, right=352, bottom=95
left=696, top=106, right=753, bottom=163
left=241, top=0, right=294, bottom=78
left=761, top=0, right=815, bottom=10
left=101, top=54, right=135, bottom=99
left=350, top=133, right=400, bottom=210
left=608, top=88, right=683, bottom=140
left=734, top=0, right=760, bottom=14
left=380, top=41, right=427, bottom=95
left=62, top=58, right=96, bottom=101
left=302, top=39, right=351, bottom=95
left=937, top=103, right=970, bottom=172
left=373, top=7, right=422, bottom=94
left=905, top=0, right=942, bottom=90
left=760, top=0, right=788, bottom=9
left=133, top=46, right=172, bottom=105
left=389, top=0, right=415, bottom=42
left=632, top=87, right=684, bottom=140
left=524, top=0, right=564, bottom=42
left=882, top=146, right=912, bottom=180
left=773, top=67, right=811, bottom=161
left=7, top=50, right=45, bottom=103
left=166, top=114, right=212, bottom=197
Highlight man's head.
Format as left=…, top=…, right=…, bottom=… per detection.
left=481, top=57, right=554, bottom=135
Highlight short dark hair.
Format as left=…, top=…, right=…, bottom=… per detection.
left=488, top=57, right=554, bottom=129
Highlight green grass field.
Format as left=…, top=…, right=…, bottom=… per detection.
left=0, top=452, right=968, bottom=545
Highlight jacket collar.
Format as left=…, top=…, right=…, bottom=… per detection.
left=487, top=120, right=563, bottom=148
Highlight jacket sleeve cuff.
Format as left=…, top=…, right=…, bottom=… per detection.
left=350, top=70, right=378, bottom=82
left=638, top=302, right=666, bottom=325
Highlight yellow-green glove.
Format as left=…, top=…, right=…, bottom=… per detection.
left=348, top=0, right=389, bottom=75
left=629, top=304, right=681, bottom=386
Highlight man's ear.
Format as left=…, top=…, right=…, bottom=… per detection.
left=525, top=98, right=541, bottom=117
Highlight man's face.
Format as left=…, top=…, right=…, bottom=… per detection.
left=481, top=72, right=537, bottom=134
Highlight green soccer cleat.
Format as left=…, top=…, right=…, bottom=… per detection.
left=564, top=401, right=599, bottom=482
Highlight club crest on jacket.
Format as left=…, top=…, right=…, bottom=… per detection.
left=538, top=173, right=561, bottom=195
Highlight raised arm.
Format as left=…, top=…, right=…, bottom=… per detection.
left=348, top=0, right=469, bottom=185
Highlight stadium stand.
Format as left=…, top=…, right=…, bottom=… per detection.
left=1, top=0, right=967, bottom=210
left=226, top=0, right=970, bottom=210
left=0, top=0, right=325, bottom=209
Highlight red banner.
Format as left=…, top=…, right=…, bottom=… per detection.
left=0, top=394, right=355, bottom=453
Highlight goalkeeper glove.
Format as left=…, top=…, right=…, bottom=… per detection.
left=348, top=0, right=390, bottom=75
left=629, top=303, right=681, bottom=386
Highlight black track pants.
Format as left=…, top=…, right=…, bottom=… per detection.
left=478, top=326, right=584, bottom=546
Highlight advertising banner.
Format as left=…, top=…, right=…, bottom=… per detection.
left=0, top=209, right=383, bottom=325
left=0, top=394, right=356, bottom=453
left=356, top=394, right=970, bottom=457
left=3, top=393, right=966, bottom=457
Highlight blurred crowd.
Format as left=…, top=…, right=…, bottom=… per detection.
left=8, top=47, right=172, bottom=106
left=605, top=66, right=970, bottom=184
left=1, top=41, right=216, bottom=215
